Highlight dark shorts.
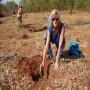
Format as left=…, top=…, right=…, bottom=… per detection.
left=18, top=17, right=22, bottom=23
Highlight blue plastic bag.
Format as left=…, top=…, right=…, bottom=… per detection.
left=68, top=41, right=80, bottom=56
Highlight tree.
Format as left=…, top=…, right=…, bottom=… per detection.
left=6, top=1, right=18, bottom=14
left=0, top=0, right=2, bottom=13
left=18, top=0, right=90, bottom=13
left=19, top=0, right=28, bottom=12
left=0, top=0, right=4, bottom=17
left=69, top=0, right=75, bottom=14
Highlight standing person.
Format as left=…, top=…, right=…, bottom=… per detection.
left=40, top=9, right=65, bottom=71
left=17, top=6, right=23, bottom=27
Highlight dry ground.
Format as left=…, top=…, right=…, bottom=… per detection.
left=0, top=11, right=90, bottom=90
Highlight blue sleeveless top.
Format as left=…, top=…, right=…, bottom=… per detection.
left=48, top=23, right=65, bottom=48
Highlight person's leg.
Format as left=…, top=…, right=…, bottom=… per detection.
left=44, top=33, right=53, bottom=58
left=18, top=17, right=22, bottom=27
left=54, top=41, right=65, bottom=60
left=18, top=17, right=20, bottom=27
left=44, top=33, right=47, bottom=44
left=19, top=17, right=22, bottom=27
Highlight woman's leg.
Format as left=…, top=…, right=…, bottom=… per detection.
left=54, top=40, right=65, bottom=60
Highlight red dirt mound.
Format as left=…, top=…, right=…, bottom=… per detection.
left=22, top=23, right=47, bottom=32
left=13, top=55, right=53, bottom=82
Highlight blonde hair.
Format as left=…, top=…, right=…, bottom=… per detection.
left=50, top=9, right=61, bottom=27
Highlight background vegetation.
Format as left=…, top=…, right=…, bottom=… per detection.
left=0, top=0, right=90, bottom=17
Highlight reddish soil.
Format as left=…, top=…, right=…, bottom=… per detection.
left=12, top=55, right=54, bottom=89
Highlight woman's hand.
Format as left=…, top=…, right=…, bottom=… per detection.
left=54, top=61, right=58, bottom=71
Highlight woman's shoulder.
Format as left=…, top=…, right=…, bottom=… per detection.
left=59, top=22, right=64, bottom=28
left=58, top=22, right=65, bottom=30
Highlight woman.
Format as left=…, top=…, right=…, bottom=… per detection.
left=40, top=9, right=65, bottom=71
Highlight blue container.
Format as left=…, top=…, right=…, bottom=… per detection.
left=47, top=15, right=50, bottom=30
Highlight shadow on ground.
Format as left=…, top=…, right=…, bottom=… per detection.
left=63, top=50, right=85, bottom=64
